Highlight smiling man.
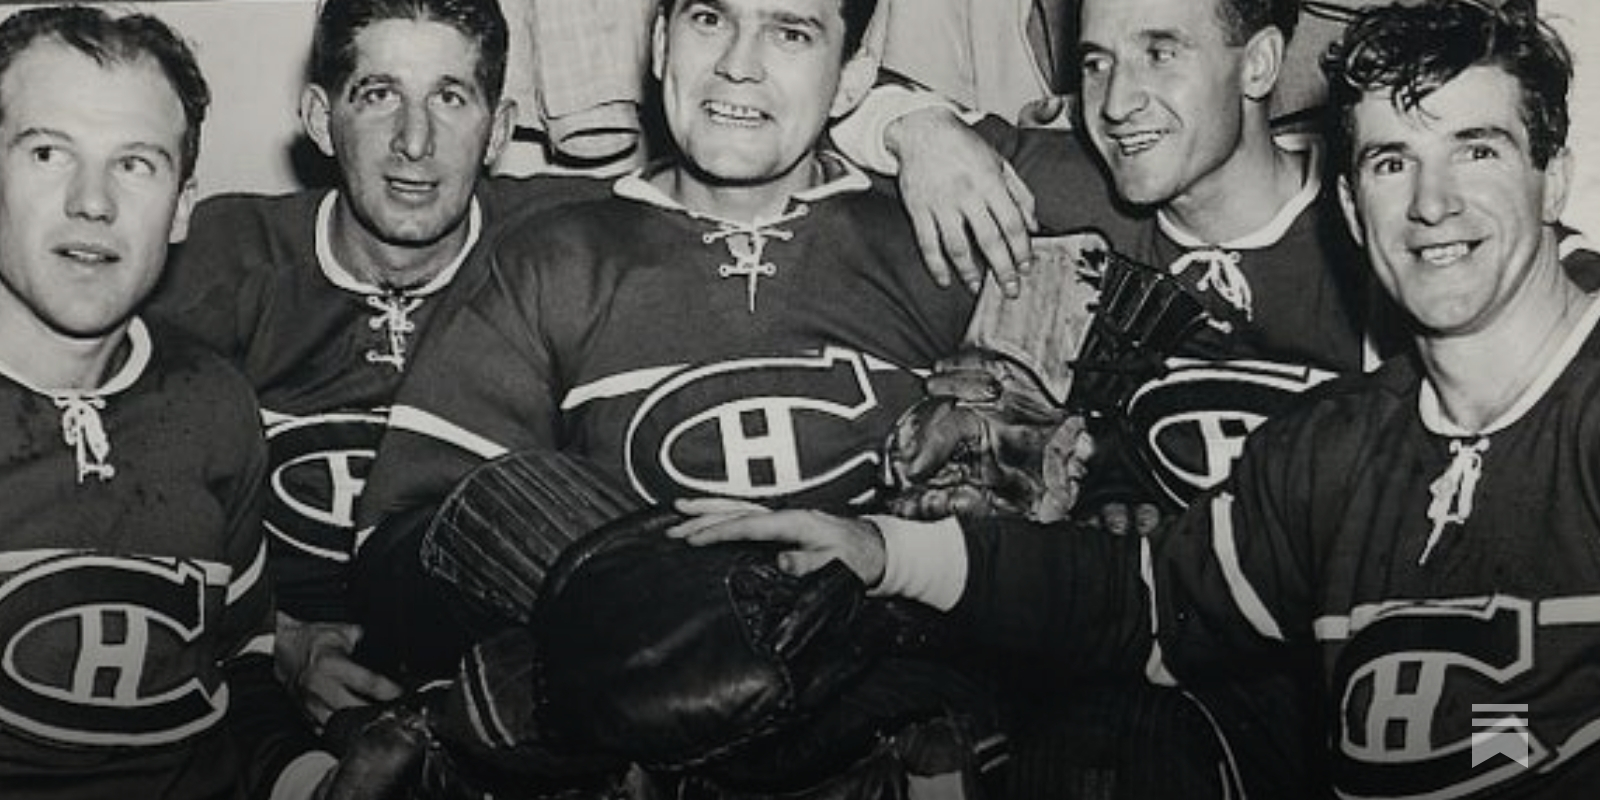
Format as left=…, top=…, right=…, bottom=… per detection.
left=355, top=0, right=1008, bottom=794
left=147, top=0, right=608, bottom=725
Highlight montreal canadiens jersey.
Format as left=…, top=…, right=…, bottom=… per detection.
left=1143, top=288, right=1600, bottom=800
left=363, top=154, right=975, bottom=539
left=955, top=264, right=1600, bottom=799
left=150, top=176, right=608, bottom=619
left=989, top=120, right=1380, bottom=509
left=0, top=320, right=275, bottom=799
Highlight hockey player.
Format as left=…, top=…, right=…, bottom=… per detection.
left=676, top=1, right=1600, bottom=796
left=355, top=0, right=1007, bottom=792
left=833, top=0, right=1386, bottom=795
left=0, top=6, right=420, bottom=798
left=147, top=0, right=608, bottom=723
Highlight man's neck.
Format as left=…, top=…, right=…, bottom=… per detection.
left=329, top=198, right=473, bottom=291
left=1163, top=127, right=1307, bottom=245
left=1420, top=247, right=1589, bottom=433
left=0, top=306, right=127, bottom=392
left=655, top=155, right=824, bottom=223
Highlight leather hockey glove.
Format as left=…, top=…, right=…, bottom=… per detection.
left=885, top=231, right=1107, bottom=523
left=884, top=349, right=1091, bottom=522
left=528, top=507, right=886, bottom=778
left=316, top=699, right=431, bottom=800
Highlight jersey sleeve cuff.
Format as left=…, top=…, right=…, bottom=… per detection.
left=270, top=750, right=337, bottom=800
left=865, top=514, right=967, bottom=611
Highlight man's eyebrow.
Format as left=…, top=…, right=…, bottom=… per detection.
left=11, top=126, right=177, bottom=166
left=1353, top=140, right=1406, bottom=166
left=1138, top=28, right=1191, bottom=48
left=345, top=73, right=396, bottom=100
left=1079, top=27, right=1192, bottom=57
left=766, top=9, right=825, bottom=32
left=1455, top=125, right=1520, bottom=148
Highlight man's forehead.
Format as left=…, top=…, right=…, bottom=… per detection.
left=1081, top=0, right=1222, bottom=40
left=672, top=0, right=844, bottom=25
left=1352, top=66, right=1528, bottom=147
left=348, top=18, right=484, bottom=82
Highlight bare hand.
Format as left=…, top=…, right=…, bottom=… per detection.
left=886, top=106, right=1038, bottom=295
left=667, top=498, right=888, bottom=587
left=275, top=613, right=404, bottom=726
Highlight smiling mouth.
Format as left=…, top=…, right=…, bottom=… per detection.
left=55, top=245, right=119, bottom=265
left=386, top=177, right=439, bottom=195
left=1417, top=241, right=1475, bottom=266
left=1109, top=130, right=1163, bottom=157
left=705, top=100, right=767, bottom=128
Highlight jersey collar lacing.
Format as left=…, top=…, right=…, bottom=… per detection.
left=1156, top=134, right=1324, bottom=330
left=1415, top=292, right=1600, bottom=564
left=701, top=207, right=809, bottom=313
left=0, top=319, right=151, bottom=484
left=614, top=151, right=870, bottom=313
left=314, top=190, right=484, bottom=371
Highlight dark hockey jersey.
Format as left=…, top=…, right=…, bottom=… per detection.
left=987, top=121, right=1380, bottom=508
left=363, top=157, right=975, bottom=527
left=353, top=157, right=975, bottom=682
left=150, top=176, right=608, bottom=619
left=959, top=281, right=1600, bottom=800
left=0, top=320, right=296, bottom=799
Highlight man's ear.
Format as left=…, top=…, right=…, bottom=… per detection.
left=1541, top=145, right=1573, bottom=224
left=1240, top=25, right=1285, bottom=104
left=651, top=12, right=667, bottom=83
left=484, top=96, right=518, bottom=167
left=1337, top=173, right=1365, bottom=246
left=168, top=178, right=199, bottom=244
left=829, top=50, right=878, bottom=118
left=300, top=84, right=336, bottom=157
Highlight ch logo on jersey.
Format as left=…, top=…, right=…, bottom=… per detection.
left=1124, top=360, right=1335, bottom=506
left=0, top=554, right=226, bottom=747
left=1324, top=596, right=1550, bottom=799
left=264, top=411, right=386, bottom=562
left=625, top=348, right=901, bottom=507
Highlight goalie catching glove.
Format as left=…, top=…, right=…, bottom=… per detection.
left=884, top=349, right=1091, bottom=522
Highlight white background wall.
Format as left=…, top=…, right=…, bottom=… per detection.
left=1, top=0, right=1593, bottom=233
left=1, top=0, right=321, bottom=197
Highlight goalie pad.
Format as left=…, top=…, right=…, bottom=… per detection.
left=421, top=449, right=644, bottom=625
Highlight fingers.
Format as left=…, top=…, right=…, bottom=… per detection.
left=1003, top=160, right=1040, bottom=236
left=667, top=508, right=808, bottom=547
left=910, top=206, right=954, bottom=289
left=301, top=651, right=404, bottom=726
left=776, top=548, right=839, bottom=578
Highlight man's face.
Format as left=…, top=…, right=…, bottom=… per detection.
left=309, top=18, right=508, bottom=248
left=1077, top=0, right=1252, bottom=207
left=0, top=41, right=193, bottom=341
left=653, top=0, right=855, bottom=186
left=1338, top=65, right=1570, bottom=337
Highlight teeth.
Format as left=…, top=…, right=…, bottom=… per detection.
left=1115, top=131, right=1160, bottom=154
left=1420, top=242, right=1470, bottom=265
left=61, top=248, right=113, bottom=263
left=707, top=101, right=764, bottom=126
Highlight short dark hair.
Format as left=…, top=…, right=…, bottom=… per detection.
left=1322, top=0, right=1572, bottom=170
left=310, top=0, right=509, bottom=104
left=656, top=0, right=881, bottom=60
left=0, top=4, right=210, bottom=181
left=1215, top=0, right=1301, bottom=46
